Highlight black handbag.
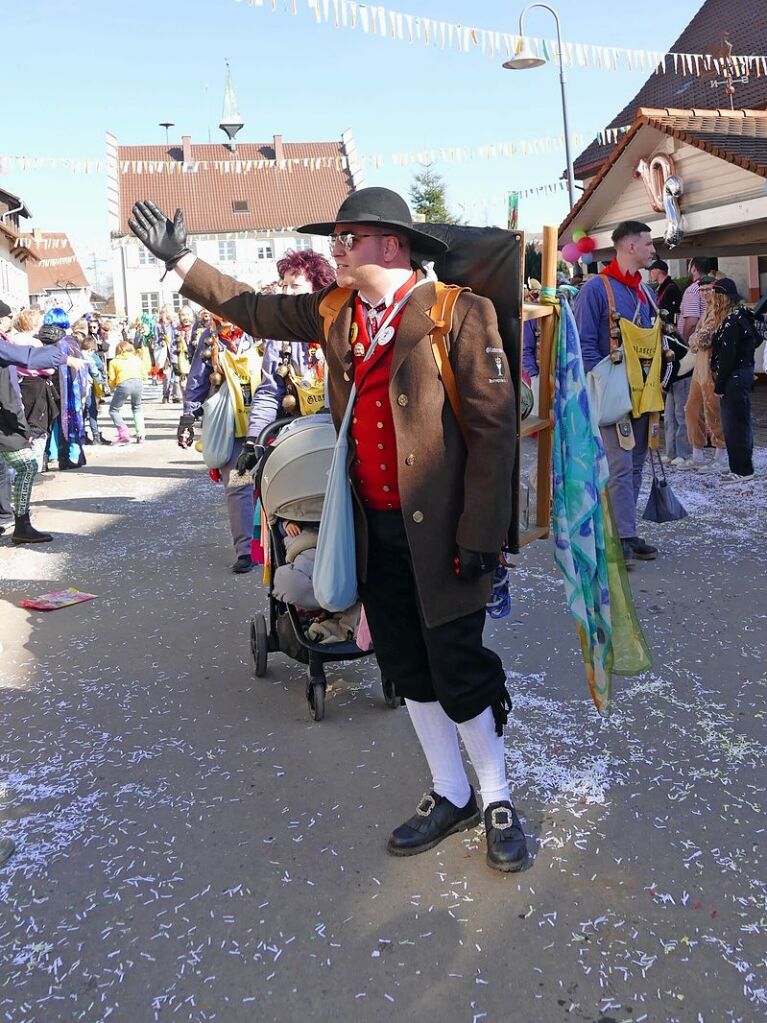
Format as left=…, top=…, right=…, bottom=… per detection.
left=643, top=450, right=688, bottom=523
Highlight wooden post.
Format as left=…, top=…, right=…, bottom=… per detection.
left=518, top=224, right=558, bottom=546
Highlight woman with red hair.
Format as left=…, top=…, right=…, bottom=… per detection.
left=236, top=248, right=335, bottom=473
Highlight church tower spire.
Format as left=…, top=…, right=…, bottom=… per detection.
left=219, top=61, right=244, bottom=150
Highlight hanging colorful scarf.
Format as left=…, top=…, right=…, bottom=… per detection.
left=550, top=290, right=651, bottom=715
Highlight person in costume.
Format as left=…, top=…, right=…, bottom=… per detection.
left=685, top=280, right=728, bottom=472
left=130, top=188, right=527, bottom=873
left=574, top=220, right=664, bottom=570
left=235, top=248, right=335, bottom=474
left=152, top=305, right=178, bottom=403
left=42, top=308, right=89, bottom=470
left=172, top=306, right=195, bottom=394
left=178, top=313, right=262, bottom=574
left=0, top=299, right=85, bottom=542
left=132, top=313, right=155, bottom=380
left=189, top=309, right=213, bottom=365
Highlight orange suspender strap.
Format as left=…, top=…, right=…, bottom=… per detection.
left=429, top=283, right=469, bottom=444
left=599, top=275, right=620, bottom=355
left=318, top=282, right=469, bottom=444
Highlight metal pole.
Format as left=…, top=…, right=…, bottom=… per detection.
left=518, top=3, right=576, bottom=208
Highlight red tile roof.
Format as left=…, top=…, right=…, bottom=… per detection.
left=561, top=107, right=767, bottom=236
left=19, top=232, right=89, bottom=293
left=115, top=140, right=355, bottom=237
left=574, top=0, right=767, bottom=178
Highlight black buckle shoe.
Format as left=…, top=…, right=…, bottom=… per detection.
left=387, top=789, right=480, bottom=857
left=484, top=801, right=528, bottom=873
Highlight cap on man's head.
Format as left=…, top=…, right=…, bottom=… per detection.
left=0, top=299, right=12, bottom=318
left=649, top=259, right=669, bottom=273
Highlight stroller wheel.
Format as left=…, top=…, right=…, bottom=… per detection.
left=250, top=615, right=268, bottom=677
left=307, top=680, right=325, bottom=721
left=382, top=676, right=402, bottom=709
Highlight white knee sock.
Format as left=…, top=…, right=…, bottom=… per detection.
left=405, top=699, right=471, bottom=808
left=457, top=707, right=511, bottom=808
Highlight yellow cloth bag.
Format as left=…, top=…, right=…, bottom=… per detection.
left=287, top=368, right=326, bottom=416
left=218, top=347, right=263, bottom=438
left=619, top=318, right=664, bottom=417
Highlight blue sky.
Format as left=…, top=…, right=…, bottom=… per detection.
left=3, top=0, right=702, bottom=284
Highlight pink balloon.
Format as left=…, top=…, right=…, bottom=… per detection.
left=561, top=242, right=581, bottom=263
left=578, top=236, right=596, bottom=253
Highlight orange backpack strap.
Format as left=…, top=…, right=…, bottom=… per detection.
left=318, top=287, right=353, bottom=340
left=429, top=283, right=469, bottom=444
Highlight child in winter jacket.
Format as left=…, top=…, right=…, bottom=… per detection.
left=108, top=340, right=146, bottom=444
left=272, top=521, right=320, bottom=611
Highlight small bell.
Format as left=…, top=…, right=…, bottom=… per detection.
left=610, top=349, right=624, bottom=364
left=610, top=326, right=622, bottom=340
left=611, top=310, right=622, bottom=324
left=210, top=371, right=223, bottom=386
left=282, top=394, right=298, bottom=413
left=276, top=363, right=290, bottom=379
left=201, top=346, right=212, bottom=361
left=664, top=348, right=675, bottom=361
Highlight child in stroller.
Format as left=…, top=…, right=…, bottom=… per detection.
left=250, top=413, right=399, bottom=720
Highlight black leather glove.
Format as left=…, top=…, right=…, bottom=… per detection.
left=235, top=440, right=263, bottom=475
left=128, top=200, right=192, bottom=269
left=177, top=414, right=195, bottom=448
left=453, top=546, right=498, bottom=581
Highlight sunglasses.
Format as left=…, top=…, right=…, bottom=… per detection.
left=328, top=232, right=384, bottom=251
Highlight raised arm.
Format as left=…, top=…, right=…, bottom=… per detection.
left=129, top=200, right=323, bottom=344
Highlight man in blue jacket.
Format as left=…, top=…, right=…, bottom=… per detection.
left=573, top=221, right=659, bottom=568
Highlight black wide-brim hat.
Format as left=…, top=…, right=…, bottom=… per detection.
left=298, top=186, right=448, bottom=257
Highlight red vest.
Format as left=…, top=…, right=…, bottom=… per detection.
left=349, top=274, right=416, bottom=510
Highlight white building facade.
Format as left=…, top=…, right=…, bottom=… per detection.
left=113, top=231, right=333, bottom=320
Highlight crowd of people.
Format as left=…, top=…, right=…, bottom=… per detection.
left=522, top=247, right=763, bottom=570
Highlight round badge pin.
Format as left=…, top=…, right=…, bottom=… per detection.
left=378, top=326, right=395, bottom=346
left=353, top=343, right=366, bottom=358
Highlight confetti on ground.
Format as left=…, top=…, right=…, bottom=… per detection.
left=1, top=399, right=766, bottom=1021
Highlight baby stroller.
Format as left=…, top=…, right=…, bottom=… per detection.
left=250, top=413, right=401, bottom=721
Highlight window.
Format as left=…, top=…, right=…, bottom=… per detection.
left=256, top=242, right=274, bottom=261
left=293, top=237, right=312, bottom=251
left=232, top=199, right=249, bottom=213
left=172, top=293, right=184, bottom=311
left=138, top=246, right=160, bottom=266
left=140, top=292, right=160, bottom=315
left=218, top=240, right=236, bottom=262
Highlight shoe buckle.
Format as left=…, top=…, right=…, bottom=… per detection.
left=490, top=806, right=514, bottom=831
left=416, top=793, right=436, bottom=817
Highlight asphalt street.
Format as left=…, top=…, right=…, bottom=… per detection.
left=1, top=395, right=766, bottom=1023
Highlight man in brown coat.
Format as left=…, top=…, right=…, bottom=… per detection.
left=130, top=188, right=527, bottom=872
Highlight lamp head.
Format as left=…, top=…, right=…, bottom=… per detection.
left=503, top=43, right=547, bottom=70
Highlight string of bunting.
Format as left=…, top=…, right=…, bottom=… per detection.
left=0, top=130, right=593, bottom=176
left=238, top=0, right=767, bottom=77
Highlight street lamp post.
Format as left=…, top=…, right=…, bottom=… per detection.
left=502, top=3, right=576, bottom=209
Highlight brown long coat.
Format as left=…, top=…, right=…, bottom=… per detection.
left=182, top=261, right=516, bottom=628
